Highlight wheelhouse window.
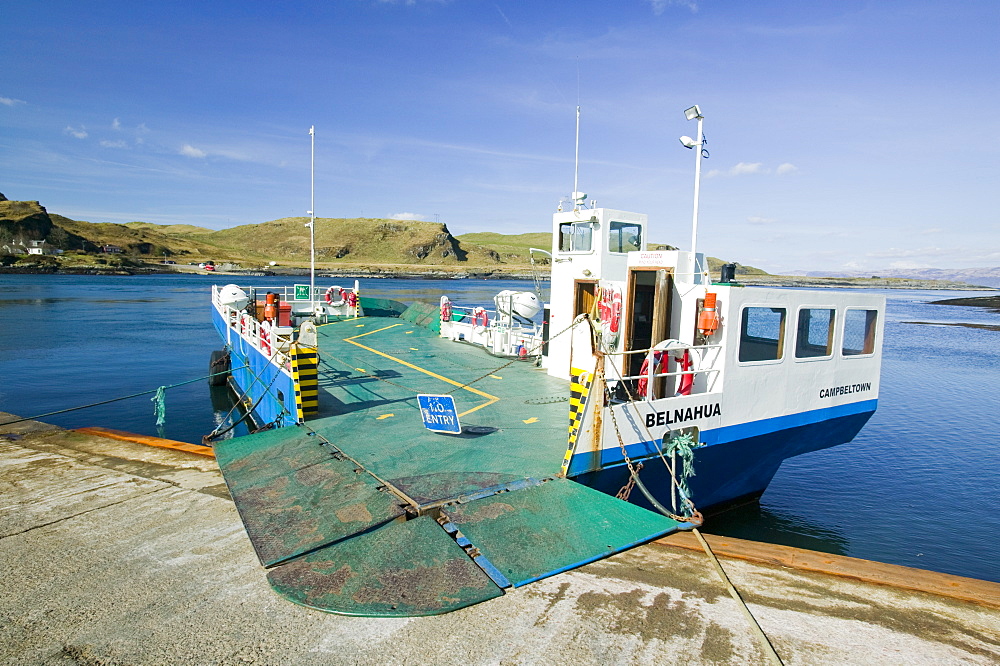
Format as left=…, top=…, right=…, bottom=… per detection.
left=795, top=308, right=835, bottom=358
left=609, top=221, right=642, bottom=253
left=842, top=309, right=878, bottom=356
left=739, top=307, right=786, bottom=362
left=558, top=222, right=593, bottom=252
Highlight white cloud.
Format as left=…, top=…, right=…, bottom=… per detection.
left=747, top=216, right=778, bottom=225
left=390, top=212, right=427, bottom=220
left=867, top=246, right=946, bottom=259
left=918, top=227, right=942, bottom=235
left=1, top=96, right=26, bottom=107
left=776, top=163, right=798, bottom=175
left=731, top=162, right=764, bottom=175
left=100, top=139, right=128, bottom=149
left=887, top=260, right=931, bottom=269
left=180, top=144, right=207, bottom=158
left=112, top=118, right=122, bottom=130
left=64, top=125, right=88, bottom=139
left=647, top=0, right=698, bottom=15
left=707, top=162, right=765, bottom=178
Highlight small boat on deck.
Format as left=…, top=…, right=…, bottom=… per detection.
left=207, top=123, right=884, bottom=618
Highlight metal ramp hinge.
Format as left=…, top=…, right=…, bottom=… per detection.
left=437, top=513, right=512, bottom=590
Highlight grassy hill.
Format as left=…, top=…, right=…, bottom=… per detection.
left=1, top=193, right=768, bottom=275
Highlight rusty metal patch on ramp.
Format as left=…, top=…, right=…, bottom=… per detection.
left=214, top=426, right=407, bottom=567
left=267, top=515, right=503, bottom=617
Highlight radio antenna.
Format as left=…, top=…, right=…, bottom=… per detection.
left=573, top=106, right=580, bottom=208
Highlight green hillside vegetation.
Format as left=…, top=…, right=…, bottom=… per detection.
left=1, top=193, right=768, bottom=275
left=174, top=217, right=497, bottom=266
left=52, top=215, right=218, bottom=258
left=456, top=232, right=555, bottom=263
left=124, top=221, right=216, bottom=235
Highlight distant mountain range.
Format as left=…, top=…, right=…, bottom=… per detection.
left=784, top=268, right=1000, bottom=288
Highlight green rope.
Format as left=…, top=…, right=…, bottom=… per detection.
left=0, top=365, right=247, bottom=428
left=663, top=431, right=698, bottom=498
left=151, top=387, right=167, bottom=427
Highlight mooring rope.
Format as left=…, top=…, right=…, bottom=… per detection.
left=598, top=326, right=782, bottom=664
left=0, top=366, right=247, bottom=428
left=691, top=528, right=785, bottom=665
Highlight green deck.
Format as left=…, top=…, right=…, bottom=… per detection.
left=215, top=313, right=683, bottom=616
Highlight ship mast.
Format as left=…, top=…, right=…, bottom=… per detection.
left=309, top=125, right=316, bottom=311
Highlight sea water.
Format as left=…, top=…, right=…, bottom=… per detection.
left=1, top=274, right=997, bottom=583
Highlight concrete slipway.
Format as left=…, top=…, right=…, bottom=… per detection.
left=2, top=413, right=998, bottom=665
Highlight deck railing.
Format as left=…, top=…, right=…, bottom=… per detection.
left=607, top=341, right=723, bottom=400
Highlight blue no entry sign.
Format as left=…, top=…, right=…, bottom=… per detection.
left=417, top=394, right=462, bottom=434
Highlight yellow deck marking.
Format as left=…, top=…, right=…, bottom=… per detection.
left=345, top=323, right=500, bottom=417
left=410, top=347, right=419, bottom=351
left=317, top=315, right=363, bottom=327
left=490, top=374, right=502, bottom=380
left=376, top=413, right=394, bottom=420
left=522, top=417, right=539, bottom=424
left=355, top=368, right=366, bottom=373
left=355, top=324, right=365, bottom=327
left=405, top=331, right=414, bottom=334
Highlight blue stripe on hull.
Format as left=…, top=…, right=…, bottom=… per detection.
left=212, top=308, right=297, bottom=429
left=573, top=404, right=876, bottom=511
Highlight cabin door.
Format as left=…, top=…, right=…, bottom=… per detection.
left=625, top=269, right=672, bottom=377
left=574, top=280, right=598, bottom=319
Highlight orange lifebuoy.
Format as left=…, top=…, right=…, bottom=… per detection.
left=325, top=286, right=345, bottom=306
left=637, top=351, right=664, bottom=398
left=608, top=289, right=622, bottom=335
left=260, top=321, right=272, bottom=355
left=472, top=306, right=489, bottom=327
left=598, top=285, right=622, bottom=349
left=676, top=349, right=694, bottom=396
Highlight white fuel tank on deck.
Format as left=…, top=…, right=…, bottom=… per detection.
left=494, top=290, right=542, bottom=320
left=218, top=284, right=250, bottom=310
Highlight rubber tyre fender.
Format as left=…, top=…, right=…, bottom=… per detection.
left=208, top=349, right=230, bottom=386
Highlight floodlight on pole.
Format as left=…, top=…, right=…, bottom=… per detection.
left=680, top=105, right=705, bottom=280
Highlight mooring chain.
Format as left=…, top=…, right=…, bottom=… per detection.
left=601, top=332, right=702, bottom=524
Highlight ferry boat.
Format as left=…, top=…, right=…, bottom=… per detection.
left=207, top=125, right=884, bottom=618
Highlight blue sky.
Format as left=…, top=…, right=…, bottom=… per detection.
left=3, top=0, right=999, bottom=273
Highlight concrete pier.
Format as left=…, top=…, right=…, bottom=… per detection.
left=2, top=413, right=998, bottom=665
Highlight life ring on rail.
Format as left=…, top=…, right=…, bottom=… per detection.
left=597, top=285, right=622, bottom=350
left=637, top=351, right=664, bottom=398
left=259, top=320, right=272, bottom=356
left=472, top=306, right=489, bottom=328
left=440, top=296, right=452, bottom=322
left=325, top=286, right=345, bottom=307
left=638, top=340, right=699, bottom=398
